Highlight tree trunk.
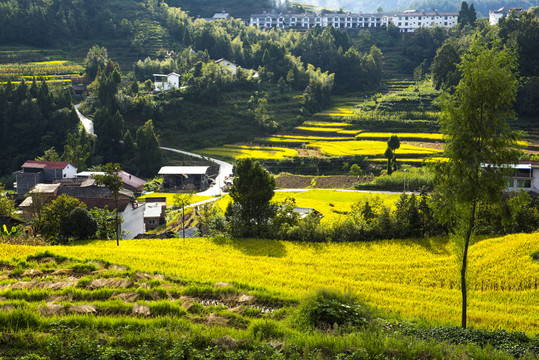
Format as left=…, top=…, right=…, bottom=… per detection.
left=461, top=201, right=476, bottom=329
left=115, top=195, right=119, bottom=246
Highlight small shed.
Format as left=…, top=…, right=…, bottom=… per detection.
left=158, top=166, right=211, bottom=191
left=70, top=85, right=88, bottom=98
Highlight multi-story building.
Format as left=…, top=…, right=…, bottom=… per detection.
left=386, top=9, right=458, bottom=32
left=249, top=9, right=458, bottom=33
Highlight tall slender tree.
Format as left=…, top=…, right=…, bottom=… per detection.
left=433, top=39, right=521, bottom=329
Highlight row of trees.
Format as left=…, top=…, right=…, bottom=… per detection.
left=0, top=79, right=79, bottom=178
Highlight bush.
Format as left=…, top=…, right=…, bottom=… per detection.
left=249, top=319, right=285, bottom=340
left=295, top=289, right=371, bottom=330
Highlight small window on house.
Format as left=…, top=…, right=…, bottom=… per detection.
left=63, top=174, right=66, bottom=178
left=148, top=219, right=156, bottom=225
left=517, top=180, right=531, bottom=188
left=506, top=179, right=513, bottom=188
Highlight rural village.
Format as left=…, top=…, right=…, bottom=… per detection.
left=0, top=0, right=538, bottom=359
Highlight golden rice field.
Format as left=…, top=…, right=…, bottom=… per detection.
left=215, top=190, right=401, bottom=222
left=1, top=233, right=537, bottom=333
left=308, top=140, right=442, bottom=157
left=199, top=144, right=298, bottom=160
left=0, top=60, right=83, bottom=82
left=255, top=134, right=352, bottom=143
left=356, top=132, right=444, bottom=141
left=137, top=192, right=213, bottom=205
left=273, top=190, right=401, bottom=222
left=302, top=121, right=353, bottom=127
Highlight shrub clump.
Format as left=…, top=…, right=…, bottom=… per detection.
left=295, top=288, right=371, bottom=330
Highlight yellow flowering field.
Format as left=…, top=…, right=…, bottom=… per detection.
left=0, top=60, right=83, bottom=82
left=309, top=140, right=442, bottom=156
left=1, top=233, right=537, bottom=333
left=302, top=121, right=353, bottom=127
left=356, top=132, right=444, bottom=141
left=255, top=134, right=353, bottom=144
left=273, top=190, right=401, bottom=222
left=199, top=145, right=298, bottom=160
left=137, top=192, right=213, bottom=205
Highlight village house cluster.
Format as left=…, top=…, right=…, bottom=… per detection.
left=249, top=9, right=459, bottom=33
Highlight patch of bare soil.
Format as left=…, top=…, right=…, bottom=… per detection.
left=402, top=141, right=444, bottom=150
left=296, top=148, right=323, bottom=157
left=276, top=174, right=373, bottom=189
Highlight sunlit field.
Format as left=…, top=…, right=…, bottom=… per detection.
left=2, top=233, right=537, bottom=334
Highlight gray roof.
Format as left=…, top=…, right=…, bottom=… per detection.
left=158, top=166, right=209, bottom=175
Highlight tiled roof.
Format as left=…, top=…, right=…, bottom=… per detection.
left=22, top=160, right=72, bottom=170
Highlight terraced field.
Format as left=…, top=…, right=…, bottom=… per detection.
left=0, top=60, right=84, bottom=84
left=198, top=79, right=447, bottom=165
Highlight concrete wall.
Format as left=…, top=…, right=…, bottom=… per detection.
left=120, top=203, right=145, bottom=240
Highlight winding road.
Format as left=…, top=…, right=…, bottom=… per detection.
left=74, top=107, right=233, bottom=196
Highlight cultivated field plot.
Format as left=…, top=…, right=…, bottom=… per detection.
left=0, top=60, right=84, bottom=84
left=199, top=144, right=298, bottom=160
left=273, top=190, right=401, bottom=222
left=1, top=233, right=537, bottom=333
left=308, top=140, right=442, bottom=157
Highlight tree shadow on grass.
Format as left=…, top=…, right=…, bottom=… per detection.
left=211, top=236, right=287, bottom=258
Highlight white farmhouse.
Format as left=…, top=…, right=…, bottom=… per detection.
left=153, top=72, right=181, bottom=91
left=215, top=59, right=237, bottom=75
left=489, top=7, right=526, bottom=25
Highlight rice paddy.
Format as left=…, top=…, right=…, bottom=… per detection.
left=0, top=60, right=83, bottom=83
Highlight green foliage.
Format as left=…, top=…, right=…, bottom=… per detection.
left=90, top=206, right=117, bottom=240
left=228, top=158, right=276, bottom=237
left=295, top=289, right=371, bottom=330
left=0, top=80, right=79, bottom=177
left=0, top=183, right=15, bottom=217
left=433, top=38, right=521, bottom=329
left=61, top=207, right=97, bottom=240
left=85, top=45, right=108, bottom=80
left=135, top=120, right=162, bottom=177
left=36, top=194, right=87, bottom=244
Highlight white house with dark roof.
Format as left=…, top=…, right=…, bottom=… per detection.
left=506, top=162, right=539, bottom=193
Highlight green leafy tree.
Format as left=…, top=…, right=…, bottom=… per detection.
left=0, top=183, right=15, bottom=217
left=228, top=158, right=276, bottom=237
left=136, top=120, right=162, bottom=177
left=35, top=147, right=61, bottom=162
left=173, top=192, right=193, bottom=239
left=85, top=45, right=109, bottom=80
left=431, top=43, right=460, bottom=91
left=433, top=39, right=521, bottom=329
left=62, top=207, right=97, bottom=240
left=37, top=194, right=86, bottom=244
left=387, top=135, right=400, bottom=172
left=92, top=163, right=124, bottom=246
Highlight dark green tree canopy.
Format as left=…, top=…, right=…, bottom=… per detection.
left=229, top=158, right=276, bottom=236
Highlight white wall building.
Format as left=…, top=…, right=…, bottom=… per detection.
left=120, top=202, right=146, bottom=239
left=249, top=10, right=458, bottom=32
left=506, top=162, right=539, bottom=194
left=153, top=72, right=181, bottom=91
left=489, top=7, right=526, bottom=25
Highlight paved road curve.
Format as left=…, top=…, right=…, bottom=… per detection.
left=74, top=104, right=94, bottom=135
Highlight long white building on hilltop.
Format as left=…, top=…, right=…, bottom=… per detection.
left=249, top=9, right=458, bottom=33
